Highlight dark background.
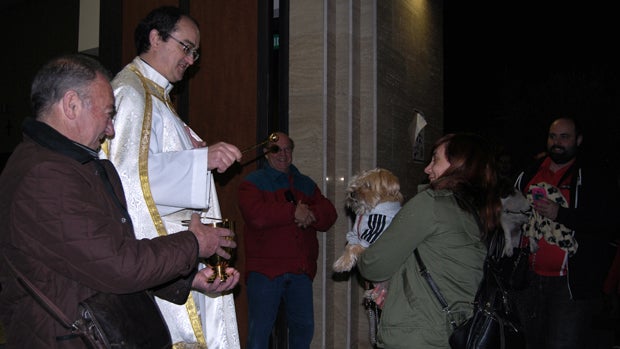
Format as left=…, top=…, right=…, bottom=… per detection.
left=444, top=3, right=620, bottom=178
left=2, top=2, right=619, bottom=179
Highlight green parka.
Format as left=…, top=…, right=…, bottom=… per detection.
left=358, top=188, right=487, bottom=348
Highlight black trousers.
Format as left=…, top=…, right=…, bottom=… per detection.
left=512, top=273, right=601, bottom=349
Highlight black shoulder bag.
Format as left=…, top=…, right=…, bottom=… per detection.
left=4, top=255, right=172, bottom=349
left=414, top=205, right=524, bottom=349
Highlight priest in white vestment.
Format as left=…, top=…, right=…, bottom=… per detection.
left=101, top=6, right=242, bottom=349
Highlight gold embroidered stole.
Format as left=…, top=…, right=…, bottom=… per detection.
left=127, top=64, right=207, bottom=348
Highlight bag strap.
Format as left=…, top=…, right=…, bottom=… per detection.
left=2, top=254, right=77, bottom=331
left=413, top=194, right=491, bottom=327
left=413, top=249, right=449, bottom=309
left=414, top=249, right=463, bottom=331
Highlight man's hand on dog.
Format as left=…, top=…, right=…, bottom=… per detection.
left=533, top=197, right=559, bottom=221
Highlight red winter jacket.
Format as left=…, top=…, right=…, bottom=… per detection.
left=238, top=164, right=337, bottom=280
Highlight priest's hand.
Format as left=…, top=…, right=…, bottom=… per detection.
left=207, top=142, right=242, bottom=173
left=189, top=213, right=236, bottom=258
left=192, top=267, right=240, bottom=294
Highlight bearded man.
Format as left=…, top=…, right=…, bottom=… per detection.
left=513, top=117, right=620, bottom=349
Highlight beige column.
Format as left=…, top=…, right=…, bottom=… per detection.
left=289, top=1, right=444, bottom=348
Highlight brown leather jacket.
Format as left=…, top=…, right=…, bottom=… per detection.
left=0, top=119, right=199, bottom=348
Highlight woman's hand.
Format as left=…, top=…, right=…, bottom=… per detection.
left=371, top=281, right=389, bottom=309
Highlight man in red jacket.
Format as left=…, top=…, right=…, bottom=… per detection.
left=238, top=132, right=337, bottom=349
left=0, top=54, right=239, bottom=348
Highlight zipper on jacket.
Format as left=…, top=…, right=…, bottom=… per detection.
left=574, top=168, right=581, bottom=208
left=566, top=262, right=574, bottom=300
left=566, top=168, right=581, bottom=300
left=514, top=172, right=524, bottom=191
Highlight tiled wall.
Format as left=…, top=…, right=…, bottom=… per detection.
left=289, top=1, right=443, bottom=348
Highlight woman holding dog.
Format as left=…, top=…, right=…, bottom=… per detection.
left=358, top=133, right=501, bottom=348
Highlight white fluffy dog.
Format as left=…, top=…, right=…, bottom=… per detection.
left=333, top=168, right=403, bottom=272
left=500, top=188, right=531, bottom=256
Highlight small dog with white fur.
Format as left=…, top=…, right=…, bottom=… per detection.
left=333, top=168, right=404, bottom=273
left=500, top=188, right=531, bottom=256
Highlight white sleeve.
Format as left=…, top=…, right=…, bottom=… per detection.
left=147, top=147, right=211, bottom=210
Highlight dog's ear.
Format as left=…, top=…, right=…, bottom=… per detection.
left=375, top=169, right=403, bottom=204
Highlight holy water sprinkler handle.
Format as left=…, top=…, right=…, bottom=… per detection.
left=240, top=133, right=280, bottom=154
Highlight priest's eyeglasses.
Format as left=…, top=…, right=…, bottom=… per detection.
left=169, top=35, right=200, bottom=61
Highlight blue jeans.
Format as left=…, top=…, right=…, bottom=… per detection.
left=246, top=272, right=314, bottom=349
left=512, top=273, right=601, bottom=349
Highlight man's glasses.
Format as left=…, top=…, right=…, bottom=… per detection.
left=168, top=35, right=200, bottom=61
left=273, top=146, right=293, bottom=154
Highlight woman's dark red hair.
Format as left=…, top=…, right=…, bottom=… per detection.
left=430, top=133, right=501, bottom=241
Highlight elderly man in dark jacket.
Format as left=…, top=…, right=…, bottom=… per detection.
left=0, top=54, right=239, bottom=348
